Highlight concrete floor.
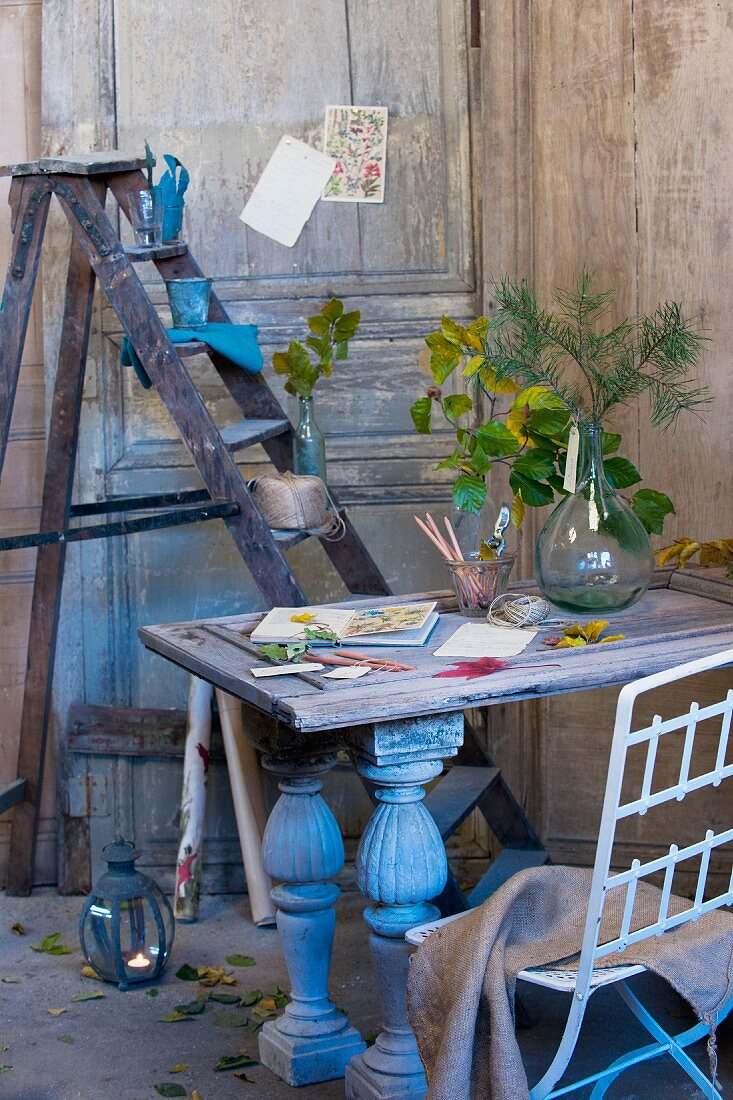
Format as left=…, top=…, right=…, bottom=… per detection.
left=0, top=887, right=730, bottom=1100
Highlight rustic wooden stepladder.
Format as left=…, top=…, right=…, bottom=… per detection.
left=0, top=151, right=534, bottom=913
left=0, top=151, right=393, bottom=894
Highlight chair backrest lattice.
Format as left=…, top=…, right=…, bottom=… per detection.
left=577, top=648, right=733, bottom=985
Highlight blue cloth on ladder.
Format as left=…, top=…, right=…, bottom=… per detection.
left=120, top=323, right=263, bottom=389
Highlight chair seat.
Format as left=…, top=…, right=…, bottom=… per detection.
left=405, top=912, right=647, bottom=992
left=518, top=962, right=646, bottom=992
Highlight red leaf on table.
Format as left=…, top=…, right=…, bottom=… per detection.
left=434, top=657, right=509, bottom=680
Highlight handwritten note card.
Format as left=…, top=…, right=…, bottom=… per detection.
left=240, top=136, right=336, bottom=247
left=433, top=624, right=537, bottom=659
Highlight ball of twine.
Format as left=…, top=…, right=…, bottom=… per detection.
left=249, top=472, right=344, bottom=540
left=487, top=592, right=551, bottom=628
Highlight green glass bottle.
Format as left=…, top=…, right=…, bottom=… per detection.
left=293, top=396, right=327, bottom=482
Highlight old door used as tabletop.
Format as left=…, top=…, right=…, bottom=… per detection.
left=139, top=569, right=733, bottom=1099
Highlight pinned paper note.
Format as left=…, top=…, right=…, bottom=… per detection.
left=322, top=106, right=388, bottom=203
left=240, top=136, right=336, bottom=247
left=434, top=624, right=537, bottom=659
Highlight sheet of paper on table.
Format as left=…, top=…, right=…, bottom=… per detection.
left=433, top=624, right=537, bottom=658
left=239, top=135, right=336, bottom=247
left=322, top=665, right=372, bottom=679
left=251, top=663, right=325, bottom=678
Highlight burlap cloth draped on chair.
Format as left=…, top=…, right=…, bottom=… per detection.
left=407, top=866, right=733, bottom=1100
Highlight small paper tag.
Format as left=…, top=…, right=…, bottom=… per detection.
left=251, top=663, right=324, bottom=678
left=322, top=665, right=372, bottom=679
left=563, top=424, right=580, bottom=493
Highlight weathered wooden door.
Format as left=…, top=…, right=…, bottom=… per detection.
left=42, top=0, right=481, bottom=886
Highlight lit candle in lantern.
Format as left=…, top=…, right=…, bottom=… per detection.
left=127, top=952, right=152, bottom=970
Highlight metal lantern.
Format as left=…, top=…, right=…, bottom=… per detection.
left=79, top=838, right=175, bottom=990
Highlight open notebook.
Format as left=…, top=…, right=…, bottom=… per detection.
left=250, top=601, right=439, bottom=647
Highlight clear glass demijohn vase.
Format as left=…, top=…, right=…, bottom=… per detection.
left=535, top=423, right=653, bottom=614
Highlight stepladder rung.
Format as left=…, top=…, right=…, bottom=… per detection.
left=469, top=848, right=550, bottom=907
left=424, top=765, right=501, bottom=840
left=219, top=417, right=291, bottom=452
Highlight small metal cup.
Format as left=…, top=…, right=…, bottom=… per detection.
left=165, top=277, right=212, bottom=329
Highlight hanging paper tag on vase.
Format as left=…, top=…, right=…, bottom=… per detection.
left=563, top=423, right=580, bottom=493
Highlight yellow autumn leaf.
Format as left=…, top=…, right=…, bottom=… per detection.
left=461, top=354, right=484, bottom=378
left=478, top=541, right=497, bottom=560
left=677, top=541, right=703, bottom=567
left=656, top=541, right=687, bottom=567
left=599, top=633, right=625, bottom=643
left=170, top=1064, right=188, bottom=1073
left=699, top=540, right=733, bottom=566
left=80, top=966, right=103, bottom=982
left=506, top=386, right=566, bottom=445
left=583, top=620, right=610, bottom=644
left=477, top=365, right=521, bottom=395
left=220, top=974, right=238, bottom=986
left=510, top=493, right=525, bottom=530
left=290, top=612, right=316, bottom=623
left=192, top=1092, right=204, bottom=1100
left=562, top=623, right=587, bottom=639
left=555, top=636, right=587, bottom=648
left=47, top=1008, right=66, bottom=1017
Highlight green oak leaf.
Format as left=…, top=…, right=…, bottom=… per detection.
left=631, top=488, right=676, bottom=535
left=442, top=393, right=473, bottom=420
left=452, top=473, right=487, bottom=515
left=604, top=456, right=642, bottom=489
left=410, top=396, right=433, bottom=434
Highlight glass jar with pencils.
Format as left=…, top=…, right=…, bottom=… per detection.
left=414, top=511, right=516, bottom=617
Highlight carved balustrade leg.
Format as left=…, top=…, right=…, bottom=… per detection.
left=258, top=752, right=366, bottom=1086
left=345, top=715, right=464, bottom=1100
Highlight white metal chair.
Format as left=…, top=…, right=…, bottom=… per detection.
left=407, top=647, right=733, bottom=1097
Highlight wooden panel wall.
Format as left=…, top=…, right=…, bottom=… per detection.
left=483, top=0, right=733, bottom=880
left=0, top=0, right=55, bottom=884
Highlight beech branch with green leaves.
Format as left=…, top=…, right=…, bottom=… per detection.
left=272, top=298, right=361, bottom=398
left=410, top=307, right=678, bottom=535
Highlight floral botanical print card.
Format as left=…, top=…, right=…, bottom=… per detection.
left=322, top=105, right=388, bottom=203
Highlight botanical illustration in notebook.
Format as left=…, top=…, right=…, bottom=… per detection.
left=250, top=602, right=438, bottom=647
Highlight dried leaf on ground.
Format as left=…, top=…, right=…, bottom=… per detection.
left=145, top=987, right=159, bottom=997
left=234, top=1072, right=255, bottom=1082
left=213, top=1053, right=257, bottom=1072
left=158, top=1010, right=192, bottom=1023
left=191, top=1091, right=204, bottom=1100
left=208, top=992, right=241, bottom=1005
left=238, top=990, right=262, bottom=1006
left=0, top=1064, right=11, bottom=1072
left=1, top=978, right=20, bottom=984
left=169, top=1064, right=188, bottom=1073
left=226, top=955, right=255, bottom=968
left=57, top=1035, right=74, bottom=1044
left=174, top=1000, right=206, bottom=1016
left=175, top=963, right=200, bottom=982
left=211, top=1011, right=251, bottom=1029
left=10, top=923, right=25, bottom=936
left=47, top=1008, right=67, bottom=1016
left=30, top=933, right=72, bottom=956
left=80, top=966, right=104, bottom=982
left=70, top=992, right=104, bottom=1002
left=153, top=1084, right=186, bottom=1097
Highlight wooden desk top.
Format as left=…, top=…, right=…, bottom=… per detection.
left=139, top=569, right=733, bottom=733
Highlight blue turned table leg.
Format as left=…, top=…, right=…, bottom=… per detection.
left=345, top=714, right=464, bottom=1100
left=258, top=752, right=366, bottom=1086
